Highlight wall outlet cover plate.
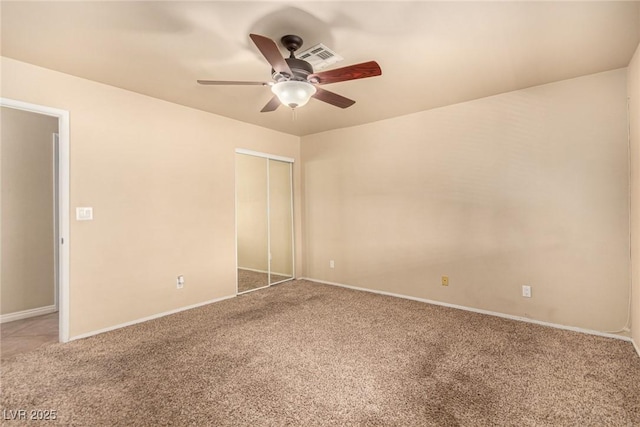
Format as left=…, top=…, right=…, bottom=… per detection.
left=76, top=207, right=93, bottom=221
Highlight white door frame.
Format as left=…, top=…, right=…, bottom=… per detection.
left=1, top=98, right=70, bottom=343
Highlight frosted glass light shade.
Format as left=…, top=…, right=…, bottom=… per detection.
left=271, top=81, right=317, bottom=109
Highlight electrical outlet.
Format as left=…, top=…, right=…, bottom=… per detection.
left=522, top=285, right=531, bottom=298
left=177, top=275, right=185, bottom=289
left=441, top=276, right=449, bottom=286
left=329, top=260, right=335, bottom=269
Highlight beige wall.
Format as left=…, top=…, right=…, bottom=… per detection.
left=302, top=69, right=630, bottom=333
left=629, top=42, right=640, bottom=349
left=1, top=107, right=58, bottom=315
left=0, top=57, right=300, bottom=338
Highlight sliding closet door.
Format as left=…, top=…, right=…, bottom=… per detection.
left=236, top=154, right=269, bottom=293
left=236, top=151, right=294, bottom=294
left=268, top=160, right=294, bottom=285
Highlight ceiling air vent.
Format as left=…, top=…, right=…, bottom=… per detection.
left=296, top=43, right=343, bottom=71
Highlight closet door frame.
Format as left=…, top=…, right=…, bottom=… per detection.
left=235, top=149, right=294, bottom=294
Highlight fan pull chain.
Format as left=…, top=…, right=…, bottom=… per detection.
left=292, top=108, right=297, bottom=121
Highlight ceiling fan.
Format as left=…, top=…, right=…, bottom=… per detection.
left=197, top=34, right=382, bottom=112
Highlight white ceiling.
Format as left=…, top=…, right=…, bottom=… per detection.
left=1, top=1, right=639, bottom=136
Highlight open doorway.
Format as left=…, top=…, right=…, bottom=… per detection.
left=0, top=99, right=70, bottom=349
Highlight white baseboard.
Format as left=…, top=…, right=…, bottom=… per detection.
left=301, top=277, right=632, bottom=342
left=0, top=305, right=57, bottom=324
left=70, top=294, right=236, bottom=341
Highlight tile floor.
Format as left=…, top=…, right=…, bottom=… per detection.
left=1, top=312, right=59, bottom=360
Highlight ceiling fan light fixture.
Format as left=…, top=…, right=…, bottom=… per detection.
left=271, top=81, right=317, bottom=109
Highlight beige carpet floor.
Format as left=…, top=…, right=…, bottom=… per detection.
left=1, top=280, right=639, bottom=426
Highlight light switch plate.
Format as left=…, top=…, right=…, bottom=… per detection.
left=76, top=207, right=93, bottom=221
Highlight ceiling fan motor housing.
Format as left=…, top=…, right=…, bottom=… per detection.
left=272, top=57, right=314, bottom=82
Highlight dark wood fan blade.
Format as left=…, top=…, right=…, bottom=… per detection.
left=261, top=95, right=281, bottom=112
left=312, top=87, right=356, bottom=109
left=249, top=34, right=293, bottom=77
left=197, top=80, right=269, bottom=86
left=310, top=61, right=382, bottom=85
